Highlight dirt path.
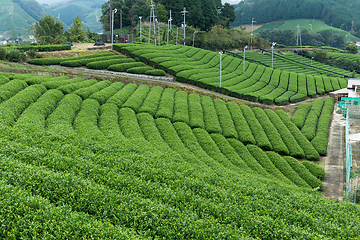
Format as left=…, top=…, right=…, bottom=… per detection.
left=322, top=107, right=345, bottom=200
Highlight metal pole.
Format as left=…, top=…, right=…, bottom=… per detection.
left=158, top=26, right=160, bottom=46
left=167, top=19, right=170, bottom=45
left=251, top=18, right=255, bottom=52
left=300, top=27, right=302, bottom=52
left=148, top=5, right=153, bottom=43
left=219, top=51, right=222, bottom=87
left=296, top=24, right=299, bottom=51
left=139, top=16, right=142, bottom=42
left=120, top=10, right=122, bottom=39
left=176, top=27, right=178, bottom=45
left=243, top=46, right=248, bottom=73
left=182, top=7, right=188, bottom=46
left=193, top=31, right=197, bottom=47
left=354, top=176, right=358, bottom=203
left=111, top=8, right=117, bottom=49
left=170, top=10, right=172, bottom=29
left=272, top=42, right=276, bottom=68
left=153, top=11, right=156, bottom=45
left=311, top=57, right=313, bottom=66
left=110, top=0, right=112, bottom=45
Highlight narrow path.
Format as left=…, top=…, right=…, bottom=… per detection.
left=322, top=108, right=345, bottom=200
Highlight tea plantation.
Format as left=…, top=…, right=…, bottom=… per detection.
left=0, top=71, right=358, bottom=239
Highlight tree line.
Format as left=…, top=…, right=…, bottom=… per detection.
left=100, top=0, right=236, bottom=32
left=232, top=0, right=360, bottom=39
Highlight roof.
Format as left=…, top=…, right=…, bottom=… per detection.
left=347, top=78, right=360, bottom=89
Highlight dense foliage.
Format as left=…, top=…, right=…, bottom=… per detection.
left=0, top=72, right=357, bottom=238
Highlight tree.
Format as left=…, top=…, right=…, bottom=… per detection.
left=10, top=29, right=17, bottom=41
left=68, top=16, right=86, bottom=42
left=156, top=3, right=168, bottom=22
left=31, top=14, right=65, bottom=44
left=220, top=3, right=236, bottom=29
left=346, top=43, right=358, bottom=54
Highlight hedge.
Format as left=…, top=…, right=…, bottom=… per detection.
left=301, top=161, right=326, bottom=180
left=306, top=75, right=317, bottom=98
left=89, top=82, right=125, bottom=105
left=266, top=152, right=310, bottom=188
left=239, top=105, right=272, bottom=151
left=311, top=97, right=335, bottom=155
left=201, top=96, right=222, bottom=134
left=122, top=85, right=150, bottom=112
left=16, top=44, right=71, bottom=52
left=46, top=94, right=82, bottom=136
left=73, top=99, right=104, bottom=141
left=188, top=93, right=205, bottom=129
left=211, top=133, right=250, bottom=171
left=314, top=76, right=325, bottom=95
left=57, top=79, right=98, bottom=94
left=28, top=52, right=114, bottom=65
left=276, top=110, right=320, bottom=161
left=155, top=88, right=175, bottom=119
left=73, top=80, right=111, bottom=100
left=301, top=99, right=324, bottom=141
left=137, top=113, right=171, bottom=152
left=98, top=103, right=124, bottom=140
left=24, top=75, right=53, bottom=85
left=0, top=84, right=47, bottom=126
left=247, top=145, right=292, bottom=184
left=108, top=62, right=146, bottom=72
left=127, top=66, right=154, bottom=74
left=42, top=77, right=85, bottom=89
left=264, top=109, right=305, bottom=159
left=291, top=102, right=312, bottom=129
left=226, top=102, right=256, bottom=145
left=86, top=57, right=133, bottom=70
left=252, top=107, right=289, bottom=155
left=118, top=107, right=145, bottom=140
left=227, top=138, right=269, bottom=176
left=107, top=83, right=138, bottom=108
left=0, top=80, right=28, bottom=103
left=172, top=91, right=190, bottom=124
left=138, top=86, right=163, bottom=116
left=60, top=60, right=82, bottom=67
left=145, top=69, right=166, bottom=76
left=213, top=99, right=238, bottom=139
left=193, top=128, right=238, bottom=170
left=61, top=55, right=120, bottom=67
left=284, top=156, right=323, bottom=190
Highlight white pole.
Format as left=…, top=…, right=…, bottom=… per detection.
left=139, top=16, right=142, bottom=42
left=176, top=27, right=179, bottom=45
left=243, top=46, right=248, bottom=73
left=272, top=42, right=276, bottom=68
left=193, top=31, right=197, bottom=47
left=296, top=24, right=299, bottom=51
left=311, top=57, right=314, bottom=66
left=153, top=12, right=156, bottom=45
left=170, top=10, right=172, bottom=29
left=219, top=52, right=222, bottom=87
left=111, top=8, right=117, bottom=50
left=158, top=26, right=160, bottom=46
left=182, top=7, right=188, bottom=45
left=167, top=19, right=170, bottom=45
left=148, top=1, right=154, bottom=44
left=251, top=18, right=255, bottom=52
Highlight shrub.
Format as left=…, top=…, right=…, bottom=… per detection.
left=60, top=60, right=82, bottom=67
left=73, top=80, right=111, bottom=100
left=291, top=102, right=312, bottom=129
left=213, top=99, right=238, bottom=139
left=188, top=93, right=205, bottom=129
left=127, top=66, right=153, bottom=74
left=57, top=79, right=98, bottom=94
left=98, top=103, right=124, bottom=140
left=138, top=86, right=163, bottom=116
left=86, top=57, right=132, bottom=70
left=201, top=96, right=222, bottom=134
left=172, top=91, right=190, bottom=124
left=106, top=83, right=138, bottom=107
left=118, top=107, right=145, bottom=140
left=301, top=99, right=324, bottom=141
left=108, top=62, right=145, bottom=72
left=155, top=88, right=175, bottom=119
left=145, top=69, right=166, bottom=76
left=6, top=50, right=27, bottom=62
left=122, top=85, right=150, bottom=112
left=89, top=82, right=125, bottom=105
left=301, top=161, right=326, bottom=180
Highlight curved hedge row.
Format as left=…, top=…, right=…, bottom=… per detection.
left=145, top=69, right=166, bottom=76
left=201, top=96, right=222, bottom=134
left=291, top=102, right=312, bottom=129
left=240, top=105, right=272, bottom=150
left=118, top=107, right=145, bottom=140
left=301, top=99, right=324, bottom=141
left=266, top=152, right=310, bottom=188
left=138, top=86, right=163, bottom=116
left=226, top=102, right=256, bottom=145
left=86, top=57, right=132, bottom=70
left=284, top=156, right=323, bottom=190
left=264, top=109, right=305, bottom=159
left=188, top=93, right=205, bottom=129
left=108, top=62, right=146, bottom=72
left=57, top=79, right=98, bottom=94
left=252, top=107, right=289, bottom=155
left=213, top=99, right=238, bottom=139
left=42, top=77, right=84, bottom=89
left=28, top=52, right=114, bottom=65
left=311, top=97, right=335, bottom=155
left=106, top=83, right=138, bottom=108
left=73, top=80, right=111, bottom=100
left=60, top=55, right=121, bottom=67
left=89, top=82, right=125, bottom=105
left=172, top=91, right=190, bottom=124
left=276, top=110, right=320, bottom=161
left=155, top=88, right=175, bottom=119
left=301, top=161, right=326, bottom=180
left=122, top=85, right=150, bottom=112
left=127, top=66, right=153, bottom=74
left=98, top=103, right=124, bottom=140
left=0, top=80, right=28, bottom=102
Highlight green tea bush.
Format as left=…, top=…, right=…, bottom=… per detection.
left=138, top=86, right=163, bottom=116
left=86, top=57, right=132, bottom=70
left=188, top=93, right=205, bottom=129
left=301, top=161, right=326, bottom=180
left=276, top=110, right=320, bottom=161
left=57, top=79, right=98, bottom=94
left=106, top=83, right=138, bottom=107
left=118, top=107, right=145, bottom=140
left=172, top=91, right=190, bottom=124
left=108, top=62, right=145, bottom=72
left=127, top=66, right=153, bottom=74
left=201, top=96, right=222, bottom=134
left=155, top=88, right=175, bottom=119
left=89, top=82, right=125, bottom=104
left=122, top=85, right=150, bottom=112
left=0, top=80, right=28, bottom=103
left=73, top=80, right=111, bottom=100
left=301, top=99, right=324, bottom=141
left=98, top=103, right=124, bottom=140
left=145, top=69, right=166, bottom=76
left=291, top=102, right=312, bottom=129
left=42, top=77, right=85, bottom=89
left=213, top=99, right=238, bottom=139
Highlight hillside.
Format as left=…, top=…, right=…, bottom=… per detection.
left=0, top=0, right=48, bottom=34
left=232, top=0, right=360, bottom=39
left=44, top=0, right=107, bottom=33
left=0, top=63, right=359, bottom=238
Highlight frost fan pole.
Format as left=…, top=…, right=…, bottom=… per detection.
left=181, top=7, right=188, bottom=46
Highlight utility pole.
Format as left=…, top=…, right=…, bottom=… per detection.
left=148, top=0, right=155, bottom=44
left=219, top=51, right=222, bottom=87
left=176, top=27, right=179, bottom=45
left=170, top=10, right=172, bottom=29
left=243, top=46, right=248, bottom=73
left=111, top=8, right=117, bottom=49
left=251, top=18, right=256, bottom=52
left=153, top=6, right=156, bottom=45
left=181, top=7, right=188, bottom=45
left=158, top=26, right=160, bottom=46
left=271, top=42, right=276, bottom=68
left=110, top=0, right=112, bottom=45
left=120, top=10, right=123, bottom=39
left=139, top=16, right=142, bottom=42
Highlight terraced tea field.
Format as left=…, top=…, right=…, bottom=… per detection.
left=113, top=44, right=348, bottom=105
left=0, top=70, right=358, bottom=239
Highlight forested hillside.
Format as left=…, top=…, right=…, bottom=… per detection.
left=0, top=0, right=48, bottom=34
left=232, top=0, right=360, bottom=38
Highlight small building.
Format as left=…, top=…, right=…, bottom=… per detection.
left=330, top=78, right=360, bottom=101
